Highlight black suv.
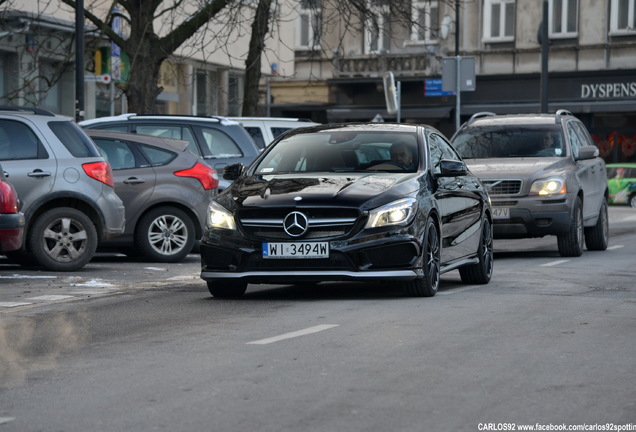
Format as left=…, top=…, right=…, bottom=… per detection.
left=0, top=106, right=125, bottom=271
left=451, top=110, right=609, bottom=257
left=79, top=114, right=260, bottom=190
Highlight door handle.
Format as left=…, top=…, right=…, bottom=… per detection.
left=27, top=170, right=52, bottom=178
left=123, top=177, right=145, bottom=185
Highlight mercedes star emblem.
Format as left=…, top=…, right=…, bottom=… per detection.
left=283, top=211, right=309, bottom=237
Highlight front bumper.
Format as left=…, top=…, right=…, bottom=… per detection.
left=200, top=228, right=424, bottom=284
left=491, top=194, right=573, bottom=238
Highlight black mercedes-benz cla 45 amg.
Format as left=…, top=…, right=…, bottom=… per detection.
left=200, top=123, right=493, bottom=298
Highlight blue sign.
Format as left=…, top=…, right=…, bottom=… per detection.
left=424, top=79, right=454, bottom=97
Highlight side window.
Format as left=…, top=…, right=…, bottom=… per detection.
left=270, top=127, right=292, bottom=139
left=567, top=122, right=583, bottom=158
left=49, top=121, right=100, bottom=157
left=0, top=120, right=47, bottom=160
left=139, top=145, right=177, bottom=166
left=135, top=125, right=199, bottom=157
left=92, top=138, right=136, bottom=170
left=244, top=126, right=266, bottom=150
left=199, top=127, right=243, bottom=158
left=428, top=133, right=460, bottom=174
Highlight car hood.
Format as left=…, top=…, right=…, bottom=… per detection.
left=219, top=172, right=421, bottom=210
left=463, top=157, right=571, bottom=179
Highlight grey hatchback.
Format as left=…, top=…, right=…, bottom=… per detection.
left=451, top=110, right=609, bottom=257
left=87, top=130, right=219, bottom=262
left=79, top=114, right=260, bottom=191
left=0, top=106, right=125, bottom=271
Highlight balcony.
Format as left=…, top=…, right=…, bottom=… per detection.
left=333, top=53, right=431, bottom=78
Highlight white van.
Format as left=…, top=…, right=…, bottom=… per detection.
left=228, top=117, right=319, bottom=150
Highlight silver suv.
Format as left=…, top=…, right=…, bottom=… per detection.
left=451, top=110, right=608, bottom=257
left=0, top=106, right=125, bottom=271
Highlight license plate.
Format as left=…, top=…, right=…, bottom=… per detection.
left=262, top=242, right=329, bottom=259
left=492, top=207, right=510, bottom=219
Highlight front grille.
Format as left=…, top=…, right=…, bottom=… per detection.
left=483, top=179, right=522, bottom=195
left=238, top=207, right=360, bottom=240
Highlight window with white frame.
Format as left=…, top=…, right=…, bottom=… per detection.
left=296, top=0, right=321, bottom=49
left=364, top=1, right=391, bottom=54
left=549, top=0, right=578, bottom=38
left=482, top=0, right=515, bottom=42
left=610, top=0, right=636, bottom=34
left=411, top=1, right=439, bottom=44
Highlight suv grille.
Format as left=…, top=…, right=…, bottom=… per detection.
left=483, top=179, right=522, bottom=195
left=238, top=208, right=359, bottom=240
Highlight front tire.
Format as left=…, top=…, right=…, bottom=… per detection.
left=28, top=207, right=97, bottom=271
left=585, top=200, right=609, bottom=251
left=402, top=218, right=440, bottom=297
left=459, top=218, right=493, bottom=284
left=207, top=281, right=248, bottom=298
left=136, top=207, right=195, bottom=263
left=557, top=197, right=584, bottom=257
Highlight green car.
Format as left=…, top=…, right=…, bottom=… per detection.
left=607, top=163, right=636, bottom=207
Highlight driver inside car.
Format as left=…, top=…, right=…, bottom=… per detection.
left=390, top=141, right=416, bottom=170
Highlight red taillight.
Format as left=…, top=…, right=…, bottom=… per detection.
left=174, top=162, right=219, bottom=190
left=0, top=181, right=19, bottom=213
left=83, top=161, right=114, bottom=188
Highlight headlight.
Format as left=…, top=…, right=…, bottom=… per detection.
left=529, top=177, right=567, bottom=196
left=207, top=201, right=236, bottom=230
left=365, top=198, right=417, bottom=228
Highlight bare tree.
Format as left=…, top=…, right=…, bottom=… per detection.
left=60, top=0, right=236, bottom=114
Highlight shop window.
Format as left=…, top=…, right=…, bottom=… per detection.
left=610, top=0, right=636, bottom=35
left=296, top=0, right=321, bottom=50
left=411, top=1, right=439, bottom=44
left=483, top=0, right=515, bottom=42
left=549, top=0, right=578, bottom=39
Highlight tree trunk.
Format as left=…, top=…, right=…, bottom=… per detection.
left=242, top=0, right=273, bottom=116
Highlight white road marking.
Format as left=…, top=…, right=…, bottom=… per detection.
left=607, top=245, right=624, bottom=250
left=0, top=417, right=15, bottom=425
left=70, top=278, right=115, bottom=288
left=624, top=215, right=636, bottom=222
left=27, top=295, right=75, bottom=301
left=540, top=260, right=570, bottom=267
left=0, top=302, right=33, bottom=308
left=0, top=274, right=56, bottom=279
left=247, top=324, right=340, bottom=345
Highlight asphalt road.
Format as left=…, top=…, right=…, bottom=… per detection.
left=0, top=206, right=635, bottom=432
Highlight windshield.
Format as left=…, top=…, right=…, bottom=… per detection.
left=254, top=131, right=420, bottom=174
left=453, top=126, right=565, bottom=159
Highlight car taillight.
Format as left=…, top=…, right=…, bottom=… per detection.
left=174, top=162, right=219, bottom=190
left=0, top=181, right=20, bottom=213
left=83, top=161, right=115, bottom=188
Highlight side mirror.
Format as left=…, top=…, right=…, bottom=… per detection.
left=437, top=159, right=467, bottom=177
left=223, top=163, right=245, bottom=180
left=576, top=145, right=599, bottom=161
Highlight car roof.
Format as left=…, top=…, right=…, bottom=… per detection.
left=85, top=129, right=190, bottom=153
left=79, top=113, right=242, bottom=127
left=290, top=122, right=423, bottom=133
left=462, top=110, right=576, bottom=128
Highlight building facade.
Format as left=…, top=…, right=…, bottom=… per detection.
left=270, top=0, right=636, bottom=164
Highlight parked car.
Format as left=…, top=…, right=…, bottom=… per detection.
left=606, top=163, right=636, bottom=208
left=451, top=110, right=609, bottom=257
left=86, top=130, right=218, bottom=262
left=228, top=117, right=320, bottom=150
left=200, top=123, right=493, bottom=298
left=0, top=161, right=25, bottom=253
left=79, top=114, right=260, bottom=191
left=0, top=106, right=125, bottom=271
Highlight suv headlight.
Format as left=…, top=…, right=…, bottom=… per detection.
left=365, top=198, right=417, bottom=228
left=529, top=177, right=567, bottom=196
left=208, top=201, right=236, bottom=230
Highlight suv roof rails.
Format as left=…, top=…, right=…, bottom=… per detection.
left=555, top=109, right=573, bottom=124
left=467, top=112, right=496, bottom=126
left=0, top=106, right=56, bottom=117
